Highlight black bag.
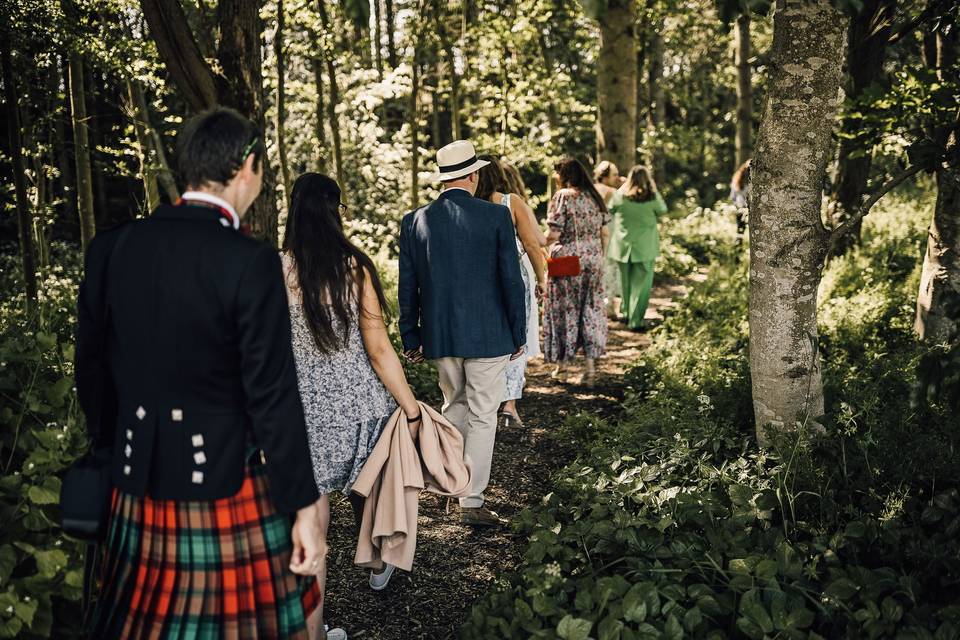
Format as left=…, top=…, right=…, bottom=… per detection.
left=60, top=447, right=113, bottom=541
left=60, top=222, right=134, bottom=542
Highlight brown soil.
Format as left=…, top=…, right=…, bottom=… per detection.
left=322, top=278, right=693, bottom=639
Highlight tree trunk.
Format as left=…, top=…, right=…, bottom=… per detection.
left=138, top=87, right=180, bottom=204
left=749, top=0, right=847, bottom=444
left=313, top=57, right=328, bottom=172
left=141, top=0, right=277, bottom=241
left=385, top=0, right=397, bottom=68
left=647, top=24, right=665, bottom=183
left=597, top=0, right=637, bottom=173
left=635, top=23, right=647, bottom=154
left=734, top=13, right=752, bottom=169
left=830, top=0, right=896, bottom=254
left=56, top=56, right=77, bottom=227
left=410, top=54, right=421, bottom=210
left=1, top=40, right=39, bottom=312
left=317, top=0, right=345, bottom=194
left=125, top=78, right=161, bottom=213
left=373, top=0, right=384, bottom=80
left=140, top=0, right=218, bottom=112
left=274, top=0, right=291, bottom=209
left=218, top=0, right=278, bottom=242
left=68, top=51, right=96, bottom=251
left=915, top=30, right=960, bottom=343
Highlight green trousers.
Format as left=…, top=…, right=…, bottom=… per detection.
left=618, top=259, right=655, bottom=329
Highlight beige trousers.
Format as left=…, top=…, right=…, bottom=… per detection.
left=433, top=355, right=510, bottom=508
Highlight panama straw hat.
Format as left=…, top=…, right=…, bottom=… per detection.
left=430, top=140, right=489, bottom=182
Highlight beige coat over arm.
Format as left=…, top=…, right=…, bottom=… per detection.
left=352, top=402, right=472, bottom=572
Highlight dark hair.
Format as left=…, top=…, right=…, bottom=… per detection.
left=176, top=107, right=265, bottom=188
left=624, top=165, right=655, bottom=202
left=732, top=159, right=751, bottom=190
left=555, top=157, right=607, bottom=212
left=476, top=155, right=508, bottom=201
left=282, top=173, right=389, bottom=354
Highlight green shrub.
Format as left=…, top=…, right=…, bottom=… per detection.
left=462, top=188, right=960, bottom=640
left=0, top=244, right=86, bottom=639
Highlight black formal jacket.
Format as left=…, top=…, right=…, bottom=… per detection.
left=398, top=189, right=526, bottom=359
left=75, top=203, right=319, bottom=513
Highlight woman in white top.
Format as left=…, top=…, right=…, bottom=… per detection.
left=476, top=156, right=546, bottom=427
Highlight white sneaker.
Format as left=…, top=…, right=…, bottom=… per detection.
left=325, top=626, right=348, bottom=640
left=369, top=563, right=396, bottom=591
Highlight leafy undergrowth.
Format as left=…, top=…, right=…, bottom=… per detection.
left=461, top=189, right=960, bottom=640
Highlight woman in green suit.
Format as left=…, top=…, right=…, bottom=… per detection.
left=607, top=166, right=667, bottom=330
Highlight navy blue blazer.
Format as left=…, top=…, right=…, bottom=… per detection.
left=398, top=189, right=526, bottom=359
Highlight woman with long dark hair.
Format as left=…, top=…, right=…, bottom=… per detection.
left=543, top=157, right=611, bottom=387
left=281, top=173, right=420, bottom=634
left=608, top=165, right=667, bottom=331
left=475, top=156, right=546, bottom=427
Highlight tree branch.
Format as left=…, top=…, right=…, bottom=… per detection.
left=888, top=0, right=952, bottom=46
left=830, top=164, right=926, bottom=244
left=140, top=0, right=218, bottom=112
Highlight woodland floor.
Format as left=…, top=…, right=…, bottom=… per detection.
left=322, top=275, right=701, bottom=639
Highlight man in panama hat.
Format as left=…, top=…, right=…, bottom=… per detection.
left=398, top=139, right=526, bottom=526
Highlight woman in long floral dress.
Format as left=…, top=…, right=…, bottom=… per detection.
left=543, top=157, right=611, bottom=387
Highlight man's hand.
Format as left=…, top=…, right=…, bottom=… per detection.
left=510, top=345, right=526, bottom=361
left=403, top=347, right=425, bottom=364
left=289, top=502, right=326, bottom=576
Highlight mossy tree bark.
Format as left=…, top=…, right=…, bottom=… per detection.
left=749, top=0, right=847, bottom=444
left=915, top=29, right=960, bottom=344
left=596, top=0, right=637, bottom=172
left=68, top=51, right=97, bottom=251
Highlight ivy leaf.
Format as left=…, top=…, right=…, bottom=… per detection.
left=26, top=484, right=58, bottom=506
left=0, top=545, right=16, bottom=585
left=13, top=598, right=37, bottom=626
left=34, top=549, right=67, bottom=578
left=825, top=578, right=860, bottom=601
left=622, top=583, right=648, bottom=622
left=598, top=614, right=624, bottom=640
left=740, top=589, right=774, bottom=633
left=557, top=614, right=593, bottom=640
left=736, top=617, right=765, bottom=640
left=0, top=617, right=23, bottom=639
left=664, top=613, right=683, bottom=640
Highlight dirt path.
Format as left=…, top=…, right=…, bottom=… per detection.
left=322, top=277, right=695, bottom=639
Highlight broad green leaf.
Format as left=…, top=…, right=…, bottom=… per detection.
left=622, top=584, right=648, bottom=623
left=557, top=614, right=592, bottom=640
left=825, top=578, right=859, bottom=601
left=34, top=549, right=67, bottom=578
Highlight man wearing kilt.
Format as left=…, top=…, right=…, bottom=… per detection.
left=76, top=107, right=326, bottom=638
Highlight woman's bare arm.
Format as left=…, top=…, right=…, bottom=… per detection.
left=513, top=198, right=547, bottom=285
left=357, top=267, right=419, bottom=418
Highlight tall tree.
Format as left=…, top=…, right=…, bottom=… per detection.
left=140, top=0, right=279, bottom=242
left=915, top=28, right=960, bottom=343
left=373, top=0, right=384, bottom=80
left=313, top=57, right=328, bottom=172
left=68, top=50, right=96, bottom=250
left=593, top=0, right=638, bottom=172
left=410, top=44, right=421, bottom=209
left=125, top=78, right=161, bottom=212
left=1, top=37, right=39, bottom=312
left=385, top=0, right=398, bottom=68
left=734, top=13, right=752, bottom=169
left=829, top=0, right=897, bottom=254
left=647, top=21, right=665, bottom=181
left=748, top=0, right=847, bottom=444
left=275, top=0, right=292, bottom=208
left=316, top=0, right=345, bottom=194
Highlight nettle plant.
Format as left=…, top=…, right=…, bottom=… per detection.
left=0, top=246, right=87, bottom=638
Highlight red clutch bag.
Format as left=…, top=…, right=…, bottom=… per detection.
left=547, top=255, right=582, bottom=277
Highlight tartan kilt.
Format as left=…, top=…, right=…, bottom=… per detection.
left=90, top=454, right=321, bottom=639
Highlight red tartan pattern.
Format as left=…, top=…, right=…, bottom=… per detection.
left=91, top=458, right=320, bottom=639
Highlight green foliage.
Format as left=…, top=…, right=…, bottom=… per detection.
left=462, top=190, right=959, bottom=639
left=0, top=244, right=87, bottom=639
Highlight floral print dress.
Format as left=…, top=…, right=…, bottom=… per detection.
left=282, top=254, right=396, bottom=494
left=543, top=188, right=611, bottom=362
